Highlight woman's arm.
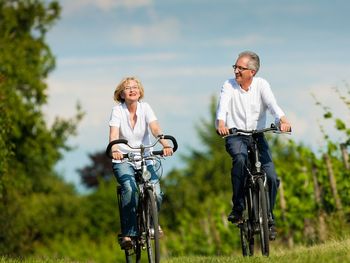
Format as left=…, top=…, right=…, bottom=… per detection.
left=109, top=126, right=124, bottom=160
left=149, top=120, right=173, bottom=156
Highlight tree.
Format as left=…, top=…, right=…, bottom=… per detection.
left=78, top=152, right=113, bottom=188
left=0, top=0, right=83, bottom=255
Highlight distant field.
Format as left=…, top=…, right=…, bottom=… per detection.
left=1, top=238, right=349, bottom=263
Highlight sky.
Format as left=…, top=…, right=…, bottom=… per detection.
left=44, top=0, right=350, bottom=191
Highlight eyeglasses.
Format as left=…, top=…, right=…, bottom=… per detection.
left=124, top=86, right=139, bottom=91
left=232, top=65, right=250, bottom=72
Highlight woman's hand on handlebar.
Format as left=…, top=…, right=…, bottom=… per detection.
left=162, top=146, right=173, bottom=157
left=112, top=150, right=124, bottom=160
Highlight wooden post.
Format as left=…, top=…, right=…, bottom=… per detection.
left=279, top=179, right=294, bottom=247
left=279, top=179, right=287, bottom=220
left=311, top=163, right=327, bottom=242
left=340, top=143, right=349, bottom=170
left=323, top=153, right=343, bottom=211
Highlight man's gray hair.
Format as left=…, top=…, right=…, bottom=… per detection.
left=238, top=51, right=260, bottom=73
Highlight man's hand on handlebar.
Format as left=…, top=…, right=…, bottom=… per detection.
left=216, top=120, right=229, bottom=136
left=279, top=116, right=292, bottom=133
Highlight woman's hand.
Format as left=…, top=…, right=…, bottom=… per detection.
left=112, top=150, right=124, bottom=160
left=162, top=146, right=173, bottom=157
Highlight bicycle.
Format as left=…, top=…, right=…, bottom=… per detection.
left=222, top=123, right=289, bottom=257
left=106, top=134, right=178, bottom=263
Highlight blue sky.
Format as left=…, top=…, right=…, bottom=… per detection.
left=44, top=0, right=350, bottom=190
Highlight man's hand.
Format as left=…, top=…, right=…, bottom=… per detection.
left=279, top=116, right=291, bottom=132
left=216, top=120, right=229, bottom=136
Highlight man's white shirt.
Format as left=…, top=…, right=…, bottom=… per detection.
left=216, top=77, right=285, bottom=130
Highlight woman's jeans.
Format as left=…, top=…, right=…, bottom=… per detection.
left=112, top=162, right=163, bottom=237
left=225, top=134, right=279, bottom=219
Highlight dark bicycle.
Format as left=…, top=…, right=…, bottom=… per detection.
left=106, top=135, right=178, bottom=263
left=223, top=123, right=289, bottom=257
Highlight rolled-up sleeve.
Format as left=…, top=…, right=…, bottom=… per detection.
left=143, top=102, right=157, bottom=124
left=109, top=107, right=121, bottom=127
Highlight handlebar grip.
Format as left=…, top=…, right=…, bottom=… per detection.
left=105, top=139, right=128, bottom=159
left=152, top=150, right=164, bottom=156
left=152, top=135, right=178, bottom=156
left=162, top=135, right=178, bottom=153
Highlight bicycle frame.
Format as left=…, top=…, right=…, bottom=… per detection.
left=224, top=123, right=288, bottom=257
left=243, top=134, right=270, bottom=256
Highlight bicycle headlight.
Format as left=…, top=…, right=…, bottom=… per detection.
left=142, top=170, right=151, bottom=181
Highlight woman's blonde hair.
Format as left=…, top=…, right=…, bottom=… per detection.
left=113, top=76, right=145, bottom=103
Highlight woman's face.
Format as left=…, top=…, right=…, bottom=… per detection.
left=122, top=80, right=141, bottom=102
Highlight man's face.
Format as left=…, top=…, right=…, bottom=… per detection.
left=234, top=56, right=255, bottom=85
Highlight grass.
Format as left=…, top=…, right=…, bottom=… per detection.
left=163, top=238, right=350, bottom=263
left=1, top=238, right=350, bottom=263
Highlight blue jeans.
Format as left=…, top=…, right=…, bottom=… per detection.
left=225, top=134, right=279, bottom=219
left=112, top=162, right=163, bottom=237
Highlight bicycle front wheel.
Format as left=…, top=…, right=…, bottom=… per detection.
left=240, top=221, right=254, bottom=256
left=144, top=188, right=160, bottom=263
left=257, top=177, right=269, bottom=256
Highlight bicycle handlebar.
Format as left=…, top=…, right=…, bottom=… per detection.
left=226, top=123, right=291, bottom=137
left=105, top=135, right=178, bottom=159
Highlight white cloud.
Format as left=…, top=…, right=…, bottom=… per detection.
left=57, top=53, right=181, bottom=67
left=207, top=34, right=285, bottom=47
left=61, top=0, right=153, bottom=14
left=112, top=18, right=181, bottom=46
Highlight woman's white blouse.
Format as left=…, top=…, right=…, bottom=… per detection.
left=109, top=101, right=157, bottom=163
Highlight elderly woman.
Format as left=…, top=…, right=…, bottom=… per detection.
left=108, top=76, right=173, bottom=248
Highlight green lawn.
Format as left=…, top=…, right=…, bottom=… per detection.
left=1, top=238, right=349, bottom=263
left=163, top=238, right=350, bottom=263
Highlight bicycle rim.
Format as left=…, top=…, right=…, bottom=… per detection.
left=257, top=178, right=270, bottom=256
left=145, top=189, right=160, bottom=263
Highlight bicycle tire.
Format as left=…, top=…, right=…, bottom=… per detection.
left=145, top=188, right=160, bottom=263
left=125, top=249, right=133, bottom=263
left=240, top=221, right=254, bottom=256
left=241, top=189, right=254, bottom=256
left=257, top=177, right=270, bottom=256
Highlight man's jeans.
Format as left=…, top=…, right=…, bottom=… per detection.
left=225, top=134, right=279, bottom=218
left=112, top=162, right=163, bottom=237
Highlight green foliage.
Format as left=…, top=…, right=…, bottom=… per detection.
left=0, top=0, right=83, bottom=256
left=1, top=0, right=350, bottom=259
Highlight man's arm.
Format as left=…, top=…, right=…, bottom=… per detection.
left=216, top=84, right=231, bottom=136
